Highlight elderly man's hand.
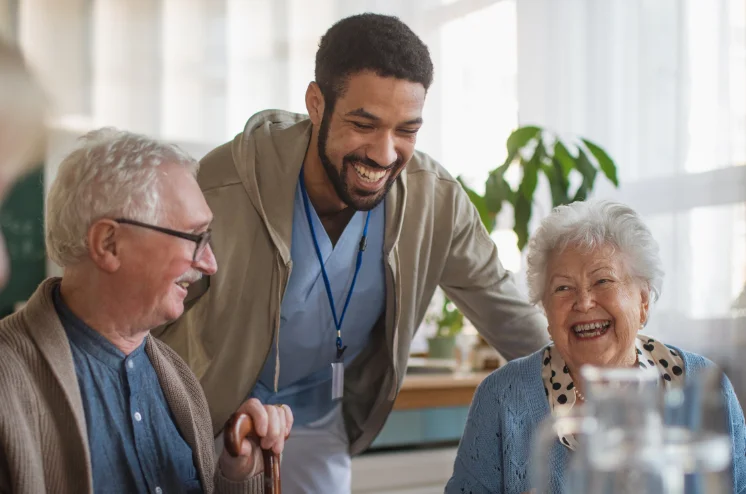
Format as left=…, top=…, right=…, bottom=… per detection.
left=218, top=398, right=293, bottom=481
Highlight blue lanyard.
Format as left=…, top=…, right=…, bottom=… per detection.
left=299, top=167, right=371, bottom=359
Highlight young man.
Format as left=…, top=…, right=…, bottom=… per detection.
left=157, top=13, right=548, bottom=493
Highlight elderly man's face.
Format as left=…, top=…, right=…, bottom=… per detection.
left=543, top=244, right=649, bottom=377
left=117, top=162, right=217, bottom=328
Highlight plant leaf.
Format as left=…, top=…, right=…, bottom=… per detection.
left=573, top=183, right=588, bottom=202
left=514, top=193, right=532, bottom=251
left=458, top=177, right=496, bottom=232
left=543, top=161, right=570, bottom=207
left=574, top=148, right=598, bottom=188
left=437, top=296, right=464, bottom=336
left=519, top=139, right=542, bottom=201
left=582, top=138, right=618, bottom=187
left=484, top=170, right=511, bottom=215
left=506, top=126, right=541, bottom=157
left=553, top=141, right=575, bottom=179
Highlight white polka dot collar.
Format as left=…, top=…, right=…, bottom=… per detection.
left=540, top=333, right=685, bottom=450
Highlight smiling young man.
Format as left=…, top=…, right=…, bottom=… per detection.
left=156, top=13, right=548, bottom=493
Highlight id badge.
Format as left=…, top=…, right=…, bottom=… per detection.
left=331, top=361, right=344, bottom=400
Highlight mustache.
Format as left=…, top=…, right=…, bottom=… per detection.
left=343, top=153, right=402, bottom=170
left=176, top=270, right=202, bottom=285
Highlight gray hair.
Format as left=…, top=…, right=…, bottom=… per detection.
left=45, top=128, right=199, bottom=267
left=526, top=199, right=664, bottom=305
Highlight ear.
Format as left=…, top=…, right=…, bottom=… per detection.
left=305, top=82, right=325, bottom=127
left=87, top=219, right=122, bottom=273
left=639, top=285, right=651, bottom=327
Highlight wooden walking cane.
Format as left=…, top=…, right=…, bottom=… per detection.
left=224, top=411, right=286, bottom=494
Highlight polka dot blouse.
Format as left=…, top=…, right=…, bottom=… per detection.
left=541, top=334, right=685, bottom=450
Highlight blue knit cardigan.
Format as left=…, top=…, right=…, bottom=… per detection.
left=445, top=345, right=746, bottom=493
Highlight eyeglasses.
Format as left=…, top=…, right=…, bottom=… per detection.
left=115, top=218, right=212, bottom=262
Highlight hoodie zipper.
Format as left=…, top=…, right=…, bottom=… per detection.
left=272, top=258, right=292, bottom=393
left=250, top=255, right=292, bottom=395
left=386, top=249, right=401, bottom=400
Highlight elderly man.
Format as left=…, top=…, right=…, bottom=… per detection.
left=0, top=129, right=292, bottom=494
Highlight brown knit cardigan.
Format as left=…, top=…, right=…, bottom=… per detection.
left=0, top=278, right=263, bottom=493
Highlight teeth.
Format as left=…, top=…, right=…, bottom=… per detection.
left=572, top=321, right=611, bottom=335
left=576, top=329, right=604, bottom=339
left=177, top=281, right=189, bottom=288
left=353, top=163, right=386, bottom=182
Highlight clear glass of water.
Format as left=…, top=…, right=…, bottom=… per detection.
left=530, top=365, right=666, bottom=493
left=580, top=365, right=668, bottom=493
left=659, top=365, right=733, bottom=493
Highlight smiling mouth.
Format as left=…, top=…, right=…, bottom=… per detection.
left=175, top=281, right=190, bottom=289
left=572, top=320, right=611, bottom=339
left=352, top=162, right=388, bottom=183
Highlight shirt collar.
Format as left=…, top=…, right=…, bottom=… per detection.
left=52, top=284, right=146, bottom=370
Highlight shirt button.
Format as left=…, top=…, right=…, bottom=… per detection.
left=155, top=488, right=162, bottom=494
left=127, top=360, right=134, bottom=369
left=134, top=412, right=142, bottom=422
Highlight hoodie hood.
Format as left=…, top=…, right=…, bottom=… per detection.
left=228, top=109, right=313, bottom=264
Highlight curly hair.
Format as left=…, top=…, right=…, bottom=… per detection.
left=315, top=13, right=434, bottom=109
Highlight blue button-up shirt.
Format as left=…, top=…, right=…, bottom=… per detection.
left=53, top=286, right=202, bottom=494
left=250, top=179, right=386, bottom=426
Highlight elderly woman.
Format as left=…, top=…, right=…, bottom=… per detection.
left=445, top=199, right=746, bottom=494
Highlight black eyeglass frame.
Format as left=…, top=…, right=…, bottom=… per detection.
left=115, top=218, right=212, bottom=262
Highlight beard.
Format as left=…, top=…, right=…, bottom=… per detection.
left=317, top=111, right=402, bottom=211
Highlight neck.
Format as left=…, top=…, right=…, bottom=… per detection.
left=59, top=271, right=149, bottom=355
left=567, top=349, right=640, bottom=400
left=303, top=130, right=348, bottom=217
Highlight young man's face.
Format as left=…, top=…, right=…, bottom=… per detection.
left=317, top=71, right=426, bottom=211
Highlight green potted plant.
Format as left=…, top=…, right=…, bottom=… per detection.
left=427, top=126, right=619, bottom=362
left=460, top=125, right=620, bottom=250
left=427, top=296, right=463, bottom=359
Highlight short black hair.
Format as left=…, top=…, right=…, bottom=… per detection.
left=315, top=13, right=434, bottom=109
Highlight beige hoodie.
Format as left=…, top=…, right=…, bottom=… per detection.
left=155, top=110, right=549, bottom=455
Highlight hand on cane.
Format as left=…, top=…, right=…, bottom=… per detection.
left=218, top=398, right=293, bottom=481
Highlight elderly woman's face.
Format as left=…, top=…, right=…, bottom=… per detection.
left=543, top=244, right=649, bottom=375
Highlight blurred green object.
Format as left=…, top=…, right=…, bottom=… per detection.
left=426, top=334, right=457, bottom=359
left=0, top=167, right=46, bottom=317
left=428, top=297, right=462, bottom=357
left=459, top=126, right=620, bottom=251
left=434, top=297, right=463, bottom=338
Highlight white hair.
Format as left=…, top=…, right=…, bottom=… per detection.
left=526, top=199, right=664, bottom=305
left=45, top=128, right=199, bottom=267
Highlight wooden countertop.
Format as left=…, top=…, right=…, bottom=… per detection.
left=393, top=371, right=491, bottom=410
